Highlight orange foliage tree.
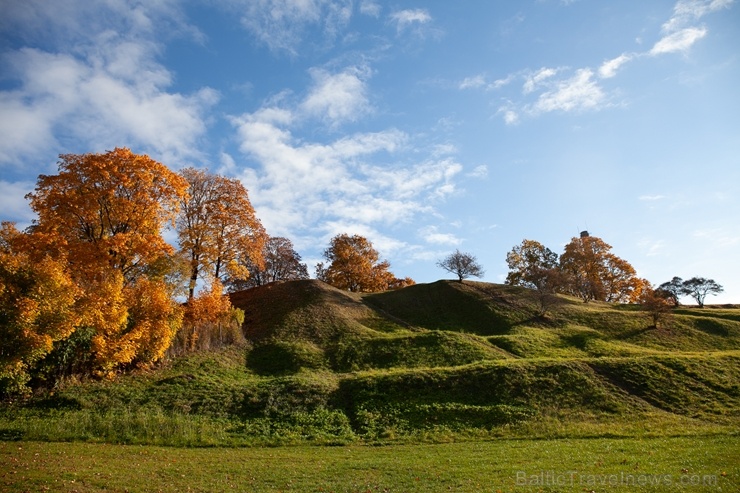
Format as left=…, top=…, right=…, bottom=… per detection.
left=25, top=148, right=188, bottom=375
left=316, top=234, right=413, bottom=292
left=177, top=168, right=266, bottom=298
left=559, top=234, right=642, bottom=303
left=0, top=222, right=80, bottom=393
left=177, top=280, right=244, bottom=354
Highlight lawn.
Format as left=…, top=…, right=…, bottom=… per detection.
left=2, top=435, right=737, bottom=492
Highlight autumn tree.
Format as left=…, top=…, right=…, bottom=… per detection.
left=505, top=239, right=560, bottom=290
left=559, top=234, right=641, bottom=303
left=316, top=234, right=412, bottom=292
left=177, top=168, right=266, bottom=299
left=638, top=284, right=674, bottom=329
left=680, top=277, right=723, bottom=308
left=174, top=280, right=244, bottom=354
left=25, top=148, right=188, bottom=375
left=657, top=276, right=684, bottom=307
left=504, top=239, right=564, bottom=317
left=437, top=250, right=484, bottom=282
left=0, top=222, right=80, bottom=394
left=228, top=236, right=309, bottom=290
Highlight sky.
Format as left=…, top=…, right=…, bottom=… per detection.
left=1, top=0, right=738, bottom=304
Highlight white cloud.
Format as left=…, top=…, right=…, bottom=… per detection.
left=389, top=9, right=432, bottom=31
left=496, top=104, right=520, bottom=126
left=662, top=0, right=734, bottom=33
left=490, top=74, right=516, bottom=90
left=359, top=0, right=381, bottom=17
left=639, top=194, right=667, bottom=201
left=598, top=53, right=633, bottom=78
left=0, top=181, right=36, bottom=225
left=231, top=106, right=461, bottom=242
left=467, top=165, right=488, bottom=178
left=300, top=66, right=372, bottom=125
left=639, top=238, right=666, bottom=257
left=418, top=226, right=462, bottom=246
left=692, top=228, right=740, bottom=247
left=531, top=69, right=605, bottom=114
left=459, top=75, right=486, bottom=90
left=650, top=26, right=707, bottom=54
left=236, top=0, right=352, bottom=55
left=0, top=2, right=217, bottom=169
left=523, top=67, right=559, bottom=94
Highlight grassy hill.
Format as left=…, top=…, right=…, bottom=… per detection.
left=1, top=279, right=738, bottom=445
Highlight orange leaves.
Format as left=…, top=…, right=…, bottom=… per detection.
left=317, top=234, right=413, bottom=292
left=560, top=235, right=641, bottom=303
left=27, top=148, right=188, bottom=281
left=180, top=280, right=237, bottom=352
left=0, top=222, right=80, bottom=390
left=18, top=149, right=190, bottom=379
left=177, top=168, right=266, bottom=298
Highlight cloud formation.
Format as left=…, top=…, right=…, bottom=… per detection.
left=0, top=1, right=217, bottom=168
left=389, top=9, right=432, bottom=31
left=301, top=66, right=373, bottom=125
left=483, top=0, right=730, bottom=125
left=236, top=0, right=353, bottom=55
left=231, top=76, right=463, bottom=252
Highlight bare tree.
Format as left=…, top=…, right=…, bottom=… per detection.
left=437, top=250, right=484, bottom=282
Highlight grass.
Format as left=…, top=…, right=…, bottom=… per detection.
left=1, top=279, right=738, bottom=447
left=2, top=435, right=738, bottom=492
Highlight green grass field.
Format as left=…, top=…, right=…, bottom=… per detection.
left=1, top=280, right=738, bottom=490
left=2, top=436, right=738, bottom=492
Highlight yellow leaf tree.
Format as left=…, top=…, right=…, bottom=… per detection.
left=0, top=222, right=80, bottom=393
left=25, top=148, right=188, bottom=374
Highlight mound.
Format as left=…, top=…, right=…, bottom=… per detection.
left=363, top=280, right=535, bottom=335
left=230, top=280, right=381, bottom=344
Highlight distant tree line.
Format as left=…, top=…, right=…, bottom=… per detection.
left=656, top=276, right=724, bottom=308
left=501, top=233, right=724, bottom=322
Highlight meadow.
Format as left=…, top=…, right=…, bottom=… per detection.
left=2, top=436, right=738, bottom=492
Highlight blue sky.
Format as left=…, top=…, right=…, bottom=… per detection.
left=1, top=0, right=738, bottom=303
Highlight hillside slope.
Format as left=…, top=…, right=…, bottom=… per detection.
left=3, top=279, right=738, bottom=445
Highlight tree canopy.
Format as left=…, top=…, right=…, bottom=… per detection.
left=177, top=168, right=266, bottom=298
left=230, top=236, right=309, bottom=290
left=316, top=234, right=413, bottom=292
left=680, top=277, right=724, bottom=308
left=559, top=234, right=643, bottom=303
left=437, top=250, right=485, bottom=282
left=505, top=239, right=559, bottom=290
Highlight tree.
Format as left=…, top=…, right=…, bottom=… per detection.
left=25, top=148, right=189, bottom=375
left=228, top=236, right=309, bottom=290
left=559, top=234, right=641, bottom=303
left=680, top=277, right=723, bottom=308
left=27, top=148, right=188, bottom=283
left=638, top=284, right=673, bottom=329
left=657, top=277, right=684, bottom=307
left=437, top=250, right=484, bottom=282
left=505, top=239, right=559, bottom=290
left=316, top=234, right=411, bottom=292
left=178, top=280, right=241, bottom=353
left=0, top=222, right=80, bottom=394
left=177, top=168, right=266, bottom=299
